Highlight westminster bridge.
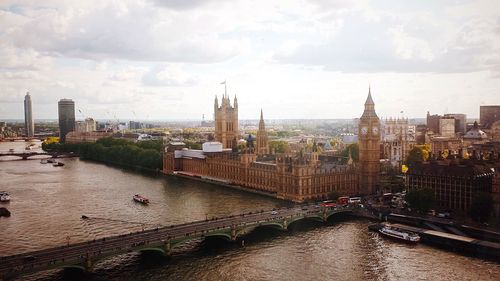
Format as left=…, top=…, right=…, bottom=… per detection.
left=0, top=151, right=78, bottom=161
left=0, top=204, right=359, bottom=279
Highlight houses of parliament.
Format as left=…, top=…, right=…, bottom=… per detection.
left=163, top=90, right=380, bottom=202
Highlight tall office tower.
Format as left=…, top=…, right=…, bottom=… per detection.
left=58, top=99, right=75, bottom=143
left=358, top=87, right=381, bottom=195
left=24, top=92, right=34, bottom=137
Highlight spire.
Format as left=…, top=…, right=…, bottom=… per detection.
left=365, top=86, right=374, bottom=105
left=256, top=109, right=268, bottom=155
left=348, top=148, right=353, bottom=165
left=258, top=109, right=266, bottom=131
left=234, top=95, right=238, bottom=108
left=361, top=86, right=378, bottom=118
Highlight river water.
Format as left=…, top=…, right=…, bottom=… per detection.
left=0, top=141, right=499, bottom=281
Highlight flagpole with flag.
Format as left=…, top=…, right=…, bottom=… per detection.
left=220, top=80, right=226, bottom=96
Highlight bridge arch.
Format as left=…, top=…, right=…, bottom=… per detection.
left=203, top=231, right=232, bottom=241
left=287, top=215, right=323, bottom=227
left=138, top=247, right=167, bottom=255
left=237, top=221, right=286, bottom=237
left=324, top=209, right=352, bottom=221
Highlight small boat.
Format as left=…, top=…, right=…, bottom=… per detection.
left=40, top=159, right=48, bottom=164
left=133, top=194, right=149, bottom=204
left=53, top=162, right=64, bottom=167
left=8, top=148, right=14, bottom=152
left=25, top=146, right=32, bottom=150
left=0, top=191, right=11, bottom=202
left=378, top=225, right=420, bottom=243
left=47, top=159, right=56, bottom=163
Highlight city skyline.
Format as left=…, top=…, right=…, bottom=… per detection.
left=1, top=1, right=500, bottom=120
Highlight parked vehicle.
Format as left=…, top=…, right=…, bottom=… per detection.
left=349, top=197, right=361, bottom=204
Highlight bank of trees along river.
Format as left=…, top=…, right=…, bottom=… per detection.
left=42, top=138, right=163, bottom=171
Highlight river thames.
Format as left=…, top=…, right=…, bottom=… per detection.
left=0, top=141, right=499, bottom=281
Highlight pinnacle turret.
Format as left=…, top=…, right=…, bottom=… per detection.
left=361, top=86, right=378, bottom=118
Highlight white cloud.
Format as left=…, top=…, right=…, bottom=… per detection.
left=142, top=64, right=199, bottom=87
left=2, top=1, right=249, bottom=63
left=0, top=0, right=499, bottom=120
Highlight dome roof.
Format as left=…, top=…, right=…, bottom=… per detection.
left=464, top=121, right=488, bottom=139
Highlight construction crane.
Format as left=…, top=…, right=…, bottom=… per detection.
left=77, top=109, right=86, bottom=120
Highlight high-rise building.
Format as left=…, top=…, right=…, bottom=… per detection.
left=129, top=121, right=143, bottom=130
left=58, top=99, right=75, bottom=143
left=358, top=87, right=381, bottom=194
left=256, top=109, right=269, bottom=155
left=24, top=92, right=34, bottom=137
left=444, top=113, right=467, bottom=134
left=214, top=93, right=239, bottom=149
left=480, top=105, right=500, bottom=129
left=439, top=117, right=455, bottom=137
left=426, top=111, right=441, bottom=134
left=75, top=118, right=96, bottom=133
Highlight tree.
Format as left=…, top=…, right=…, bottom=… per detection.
left=341, top=143, right=359, bottom=162
left=406, top=145, right=430, bottom=164
left=269, top=140, right=290, bottom=153
left=43, top=137, right=163, bottom=171
left=469, top=192, right=493, bottom=222
left=405, top=188, right=435, bottom=212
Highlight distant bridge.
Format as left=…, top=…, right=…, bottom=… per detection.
left=0, top=205, right=358, bottom=279
left=0, top=137, right=46, bottom=142
left=0, top=151, right=78, bottom=160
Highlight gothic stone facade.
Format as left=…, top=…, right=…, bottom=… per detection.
left=214, top=95, right=239, bottom=149
left=163, top=89, right=379, bottom=202
left=381, top=117, right=416, bottom=168
left=358, top=89, right=381, bottom=194
left=163, top=150, right=359, bottom=202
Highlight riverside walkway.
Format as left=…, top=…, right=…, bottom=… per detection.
left=0, top=205, right=357, bottom=279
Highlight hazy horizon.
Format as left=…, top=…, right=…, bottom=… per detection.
left=1, top=1, right=499, bottom=120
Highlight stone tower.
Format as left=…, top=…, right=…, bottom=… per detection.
left=214, top=94, right=239, bottom=149
left=358, top=87, right=380, bottom=194
left=256, top=109, right=269, bottom=154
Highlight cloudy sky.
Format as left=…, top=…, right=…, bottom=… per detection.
left=1, top=0, right=499, bottom=121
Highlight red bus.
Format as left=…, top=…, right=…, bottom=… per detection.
left=337, top=196, right=349, bottom=205
left=320, top=202, right=337, bottom=208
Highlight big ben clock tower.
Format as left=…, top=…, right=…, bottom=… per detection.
left=358, top=87, right=380, bottom=194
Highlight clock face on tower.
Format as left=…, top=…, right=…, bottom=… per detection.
left=361, top=127, right=368, bottom=135
left=372, top=127, right=379, bottom=135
